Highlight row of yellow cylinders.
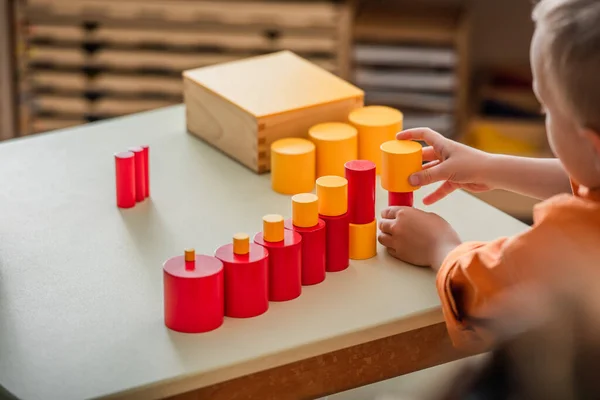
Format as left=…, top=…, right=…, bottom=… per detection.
left=270, top=105, right=403, bottom=195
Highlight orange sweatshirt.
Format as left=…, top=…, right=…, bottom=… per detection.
left=437, top=182, right=600, bottom=352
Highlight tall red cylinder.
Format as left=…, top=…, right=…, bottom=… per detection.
left=345, top=160, right=376, bottom=224
left=215, top=242, right=269, bottom=318
left=254, top=230, right=302, bottom=301
left=114, top=151, right=136, bottom=208
left=389, top=191, right=414, bottom=207
left=141, top=145, right=150, bottom=198
left=163, top=252, right=224, bottom=333
left=284, top=218, right=326, bottom=285
left=128, top=146, right=146, bottom=202
left=319, top=213, right=350, bottom=272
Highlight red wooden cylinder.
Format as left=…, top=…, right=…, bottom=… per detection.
left=319, top=212, right=350, bottom=272
left=388, top=191, right=414, bottom=207
left=128, top=146, right=146, bottom=202
left=114, top=151, right=136, bottom=208
left=215, top=243, right=269, bottom=318
left=163, top=254, right=224, bottom=333
left=141, top=145, right=150, bottom=198
left=345, top=160, right=376, bottom=224
left=284, top=218, right=326, bottom=286
left=254, top=230, right=302, bottom=301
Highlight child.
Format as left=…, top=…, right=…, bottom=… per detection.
left=377, top=0, right=600, bottom=352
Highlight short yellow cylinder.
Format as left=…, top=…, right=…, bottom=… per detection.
left=349, top=220, right=377, bottom=260
left=263, top=214, right=284, bottom=242
left=184, top=248, right=195, bottom=262
left=291, top=193, right=319, bottom=228
left=316, top=176, right=347, bottom=217
left=233, top=233, right=250, bottom=255
left=308, top=122, right=358, bottom=178
left=271, top=138, right=316, bottom=195
left=380, top=140, right=423, bottom=193
left=348, top=106, right=403, bottom=174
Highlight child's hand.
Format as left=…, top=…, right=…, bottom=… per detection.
left=378, top=206, right=461, bottom=271
left=396, top=128, right=493, bottom=205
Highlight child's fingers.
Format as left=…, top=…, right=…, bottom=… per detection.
left=378, top=218, right=395, bottom=234
left=380, top=206, right=403, bottom=220
left=377, top=232, right=393, bottom=248
left=422, top=181, right=458, bottom=205
left=396, top=127, right=445, bottom=146
left=409, top=163, right=448, bottom=186
left=422, top=159, right=441, bottom=170
left=422, top=146, right=438, bottom=162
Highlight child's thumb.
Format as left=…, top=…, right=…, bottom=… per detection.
left=409, top=164, right=448, bottom=186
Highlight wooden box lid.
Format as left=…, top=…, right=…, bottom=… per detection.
left=183, top=50, right=363, bottom=118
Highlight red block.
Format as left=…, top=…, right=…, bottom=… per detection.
left=128, top=146, right=146, bottom=202
left=114, top=151, right=136, bottom=208
left=163, top=253, right=224, bottom=333
left=319, top=212, right=350, bottom=272
left=345, top=160, right=376, bottom=224
left=388, top=191, right=414, bottom=207
left=141, top=145, right=150, bottom=198
left=254, top=230, right=302, bottom=301
left=215, top=243, right=269, bottom=318
left=284, top=218, right=326, bottom=286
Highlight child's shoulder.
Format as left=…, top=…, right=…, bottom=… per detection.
left=533, top=192, right=600, bottom=228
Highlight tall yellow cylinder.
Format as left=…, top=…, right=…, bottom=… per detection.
left=271, top=138, right=315, bottom=195
left=316, top=176, right=348, bottom=217
left=308, top=122, right=357, bottom=178
left=348, top=106, right=403, bottom=174
left=291, top=193, right=319, bottom=228
left=380, top=140, right=423, bottom=193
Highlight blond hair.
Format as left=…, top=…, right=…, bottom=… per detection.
left=533, top=0, right=600, bottom=131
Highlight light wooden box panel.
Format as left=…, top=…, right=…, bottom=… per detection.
left=183, top=50, right=364, bottom=173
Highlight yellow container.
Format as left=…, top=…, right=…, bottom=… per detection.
left=291, top=193, right=319, bottom=228
left=380, top=140, right=422, bottom=193
left=263, top=214, right=284, bottom=242
left=316, top=176, right=348, bottom=217
left=348, top=106, right=403, bottom=174
left=349, top=220, right=377, bottom=260
left=271, top=138, right=315, bottom=195
left=308, top=122, right=358, bottom=178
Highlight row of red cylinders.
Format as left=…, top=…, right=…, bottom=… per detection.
left=164, top=160, right=379, bottom=334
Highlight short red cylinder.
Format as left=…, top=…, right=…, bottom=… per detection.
left=215, top=243, right=269, bottom=318
left=319, top=212, right=350, bottom=272
left=129, top=146, right=146, bottom=202
left=388, top=191, right=414, bottom=207
left=254, top=230, right=302, bottom=301
left=141, top=145, right=150, bottom=198
left=345, top=160, right=376, bottom=224
left=114, top=151, right=136, bottom=208
left=284, top=218, right=326, bottom=286
left=163, top=254, right=224, bottom=333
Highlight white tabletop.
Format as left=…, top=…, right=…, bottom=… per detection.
left=0, top=106, right=528, bottom=400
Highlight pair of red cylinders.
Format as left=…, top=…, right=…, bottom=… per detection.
left=114, top=145, right=149, bottom=208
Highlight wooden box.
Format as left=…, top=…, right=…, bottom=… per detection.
left=183, top=51, right=364, bottom=173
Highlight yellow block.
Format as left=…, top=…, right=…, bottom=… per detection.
left=233, top=233, right=250, bottom=255
left=308, top=122, right=358, bottom=178
left=291, top=193, right=319, bottom=228
left=184, top=248, right=195, bottom=262
left=348, top=106, right=403, bottom=174
left=271, top=138, right=316, bottom=195
left=349, top=220, right=377, bottom=260
left=263, top=214, right=284, bottom=242
left=380, top=140, right=422, bottom=193
left=316, top=176, right=348, bottom=217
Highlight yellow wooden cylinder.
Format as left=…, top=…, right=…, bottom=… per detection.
left=233, top=233, right=250, bottom=255
left=184, top=248, right=195, bottom=262
left=348, top=106, right=403, bottom=174
left=271, top=138, right=315, bottom=195
left=308, top=122, right=357, bottom=178
left=263, top=214, right=284, bottom=242
left=349, top=220, right=377, bottom=260
left=316, top=176, right=347, bottom=217
left=291, top=193, right=319, bottom=228
left=380, top=140, right=423, bottom=193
